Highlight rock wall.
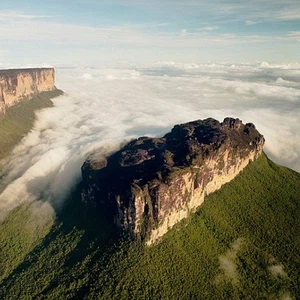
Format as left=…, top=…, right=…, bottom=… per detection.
left=0, top=68, right=56, bottom=116
left=81, top=118, right=265, bottom=244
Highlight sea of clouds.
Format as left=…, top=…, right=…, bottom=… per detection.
left=0, top=62, right=299, bottom=218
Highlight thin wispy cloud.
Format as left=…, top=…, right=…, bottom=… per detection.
left=149, top=22, right=170, bottom=28
left=0, top=10, right=51, bottom=20
left=199, top=26, right=219, bottom=31
left=0, top=19, right=275, bottom=51
left=245, top=20, right=260, bottom=25
left=277, top=7, right=300, bottom=20
left=286, top=31, right=300, bottom=42
left=0, top=1, right=299, bottom=64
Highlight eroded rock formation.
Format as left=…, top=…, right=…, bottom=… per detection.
left=0, top=68, right=56, bottom=116
left=81, top=118, right=265, bottom=244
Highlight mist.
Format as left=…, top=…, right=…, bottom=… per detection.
left=0, top=62, right=299, bottom=218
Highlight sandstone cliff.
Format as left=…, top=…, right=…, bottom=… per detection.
left=0, top=68, right=56, bottom=116
left=81, top=118, right=265, bottom=244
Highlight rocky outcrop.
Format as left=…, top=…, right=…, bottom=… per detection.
left=0, top=68, right=56, bottom=116
left=81, top=118, right=265, bottom=244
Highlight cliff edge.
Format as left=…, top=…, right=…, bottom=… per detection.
left=81, top=118, right=265, bottom=244
left=0, top=68, right=56, bottom=116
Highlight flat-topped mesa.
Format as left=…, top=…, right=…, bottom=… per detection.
left=0, top=68, right=56, bottom=116
left=81, top=118, right=265, bottom=244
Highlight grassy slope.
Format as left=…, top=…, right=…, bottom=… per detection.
left=0, top=153, right=299, bottom=299
left=0, top=89, right=63, bottom=160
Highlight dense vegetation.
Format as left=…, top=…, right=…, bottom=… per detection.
left=0, top=153, right=299, bottom=299
left=0, top=89, right=63, bottom=160
left=0, top=203, right=54, bottom=282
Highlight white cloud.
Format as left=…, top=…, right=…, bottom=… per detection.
left=0, top=20, right=149, bottom=46
left=0, top=18, right=229, bottom=49
left=269, top=264, right=288, bottom=278
left=276, top=77, right=299, bottom=87
left=278, top=8, right=300, bottom=20
left=149, top=22, right=170, bottom=28
left=0, top=18, right=249, bottom=49
left=217, top=238, right=244, bottom=284
left=0, top=62, right=300, bottom=219
left=245, top=20, right=260, bottom=25
left=0, top=10, right=50, bottom=20
left=286, top=31, right=300, bottom=42
left=180, top=29, right=188, bottom=36
left=0, top=13, right=298, bottom=65
left=199, top=26, right=219, bottom=31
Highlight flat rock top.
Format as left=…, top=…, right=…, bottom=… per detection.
left=82, top=118, right=264, bottom=187
left=0, top=68, right=54, bottom=76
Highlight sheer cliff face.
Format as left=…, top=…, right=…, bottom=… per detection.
left=81, top=118, right=265, bottom=244
left=0, top=68, right=55, bottom=115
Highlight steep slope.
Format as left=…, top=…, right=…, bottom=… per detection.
left=0, top=153, right=299, bottom=299
left=0, top=89, right=63, bottom=160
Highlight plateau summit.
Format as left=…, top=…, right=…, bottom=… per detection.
left=82, top=117, right=264, bottom=244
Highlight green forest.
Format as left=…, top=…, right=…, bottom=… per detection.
left=0, top=153, right=299, bottom=299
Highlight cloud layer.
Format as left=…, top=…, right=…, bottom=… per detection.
left=0, top=62, right=299, bottom=218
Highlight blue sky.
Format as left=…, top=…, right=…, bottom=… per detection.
left=0, top=0, right=299, bottom=66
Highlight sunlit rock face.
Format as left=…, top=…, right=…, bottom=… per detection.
left=81, top=118, right=265, bottom=244
left=0, top=68, right=56, bottom=116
